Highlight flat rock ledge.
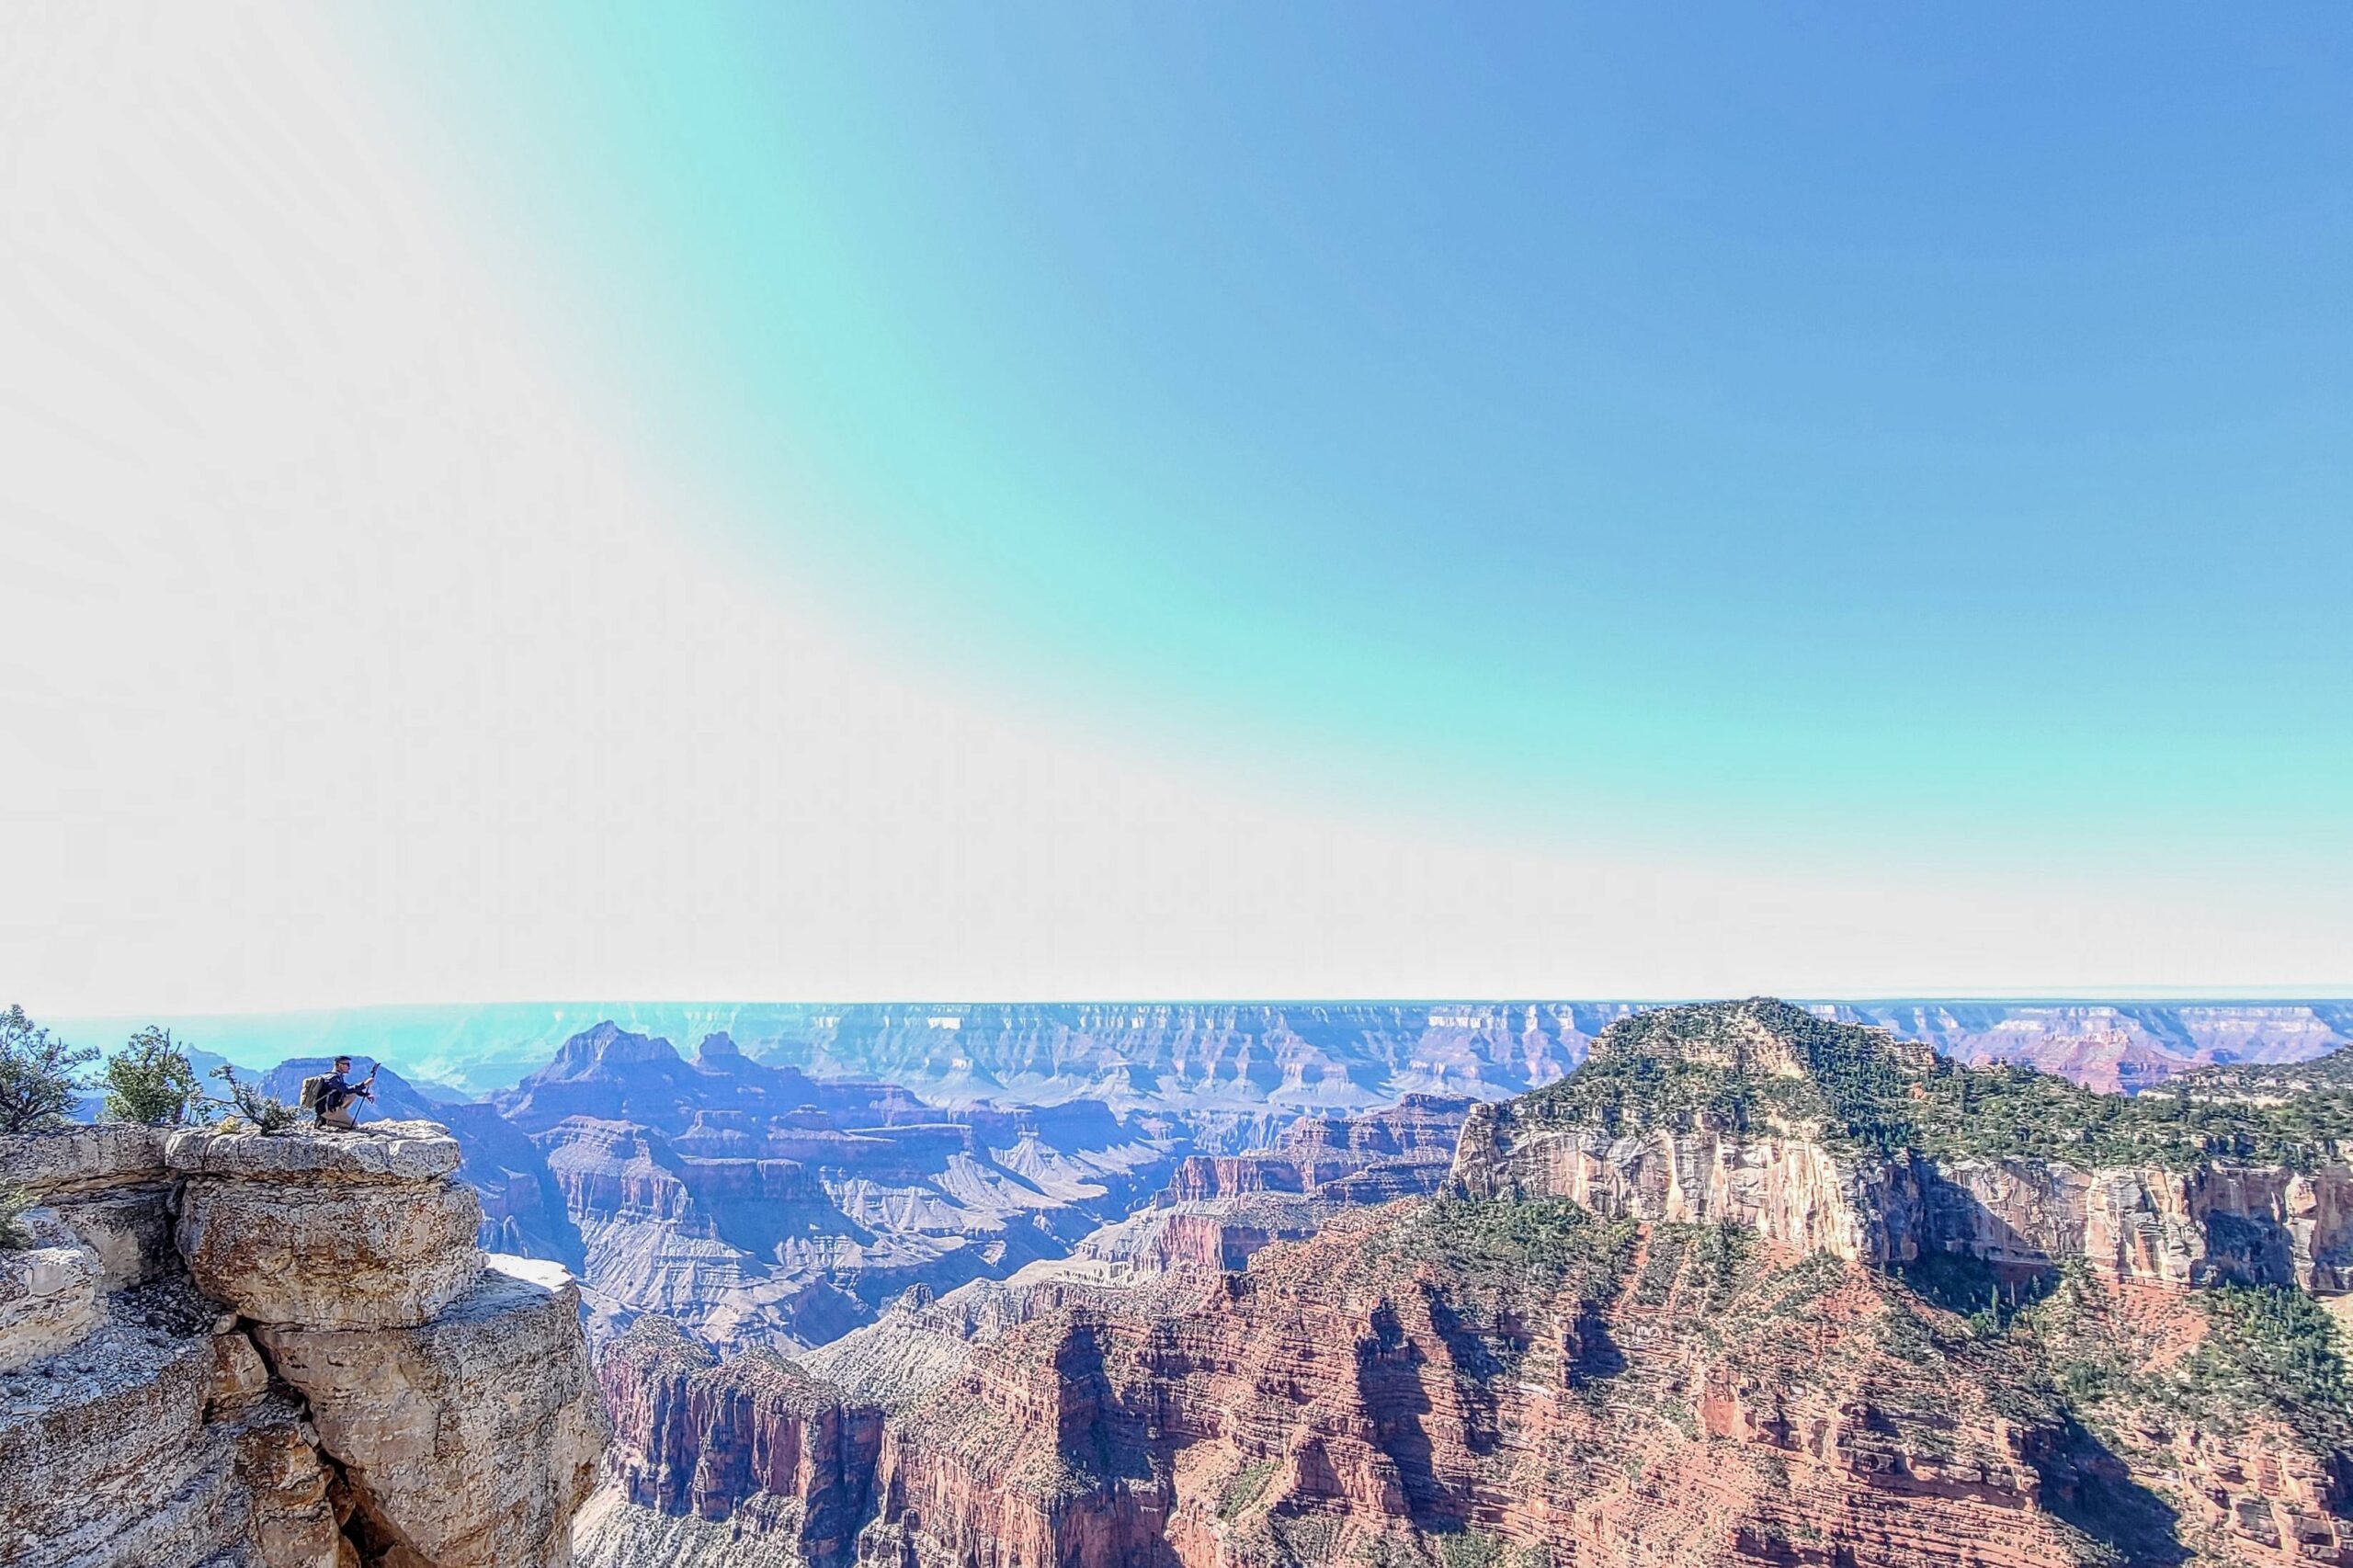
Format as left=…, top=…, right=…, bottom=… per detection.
left=170, top=1120, right=485, bottom=1329
left=0, top=1123, right=170, bottom=1196
left=166, top=1119, right=464, bottom=1183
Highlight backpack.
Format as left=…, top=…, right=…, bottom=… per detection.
left=299, top=1074, right=327, bottom=1112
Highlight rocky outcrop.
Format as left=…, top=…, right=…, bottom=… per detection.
left=0, top=1282, right=346, bottom=1568
left=0, top=1209, right=104, bottom=1373
left=258, top=1256, right=603, bottom=1568
left=0, top=1119, right=605, bottom=1568
left=3, top=1122, right=177, bottom=1289
left=1448, top=1002, right=2353, bottom=1295
left=1449, top=1112, right=1924, bottom=1263
left=171, top=1118, right=487, bottom=1327
left=0, top=1126, right=348, bottom=1568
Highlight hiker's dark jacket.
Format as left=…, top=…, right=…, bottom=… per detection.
left=318, top=1073, right=358, bottom=1112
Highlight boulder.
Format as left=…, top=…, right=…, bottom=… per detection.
left=168, top=1122, right=484, bottom=1329
left=0, top=1279, right=341, bottom=1568
left=0, top=1214, right=104, bottom=1373
left=257, top=1256, right=606, bottom=1568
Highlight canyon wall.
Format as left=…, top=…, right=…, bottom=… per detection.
left=492, top=1025, right=1184, bottom=1353
left=1449, top=1103, right=2353, bottom=1291
left=0, top=1119, right=603, bottom=1568
left=597, top=1316, right=881, bottom=1564
left=582, top=1003, right=2353, bottom=1568
left=1447, top=1111, right=1924, bottom=1264
left=595, top=1204, right=2351, bottom=1568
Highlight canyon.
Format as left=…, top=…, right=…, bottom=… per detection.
left=489, top=1023, right=1187, bottom=1350
left=18, top=997, right=2352, bottom=1567
left=184, top=1002, right=2353, bottom=1358
left=581, top=1000, right=2353, bottom=1568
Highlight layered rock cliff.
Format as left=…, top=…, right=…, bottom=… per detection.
left=1161, top=1095, right=1472, bottom=1206
left=1449, top=998, right=2353, bottom=1294
left=0, top=1118, right=604, bottom=1568
left=581, top=999, right=2353, bottom=1568
left=494, top=1025, right=1183, bottom=1352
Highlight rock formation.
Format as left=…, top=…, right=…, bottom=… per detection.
left=580, top=1000, right=2353, bottom=1568
left=1160, top=1094, right=1472, bottom=1205
left=172, top=1119, right=488, bottom=1327
left=258, top=1256, right=603, bottom=1567
left=259, top=1059, right=586, bottom=1269
left=1449, top=998, right=2353, bottom=1293
left=0, top=1117, right=603, bottom=1568
left=597, top=1315, right=880, bottom=1560
left=494, top=1024, right=1184, bottom=1352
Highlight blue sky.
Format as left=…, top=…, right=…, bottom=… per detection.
left=4, top=6, right=2348, bottom=1011
left=367, top=4, right=2353, bottom=859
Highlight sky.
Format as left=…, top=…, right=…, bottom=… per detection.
left=3, top=5, right=2349, bottom=1017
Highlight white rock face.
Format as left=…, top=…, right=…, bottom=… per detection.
left=258, top=1256, right=607, bottom=1568
left=1446, top=1113, right=1919, bottom=1265
left=1453, top=1105, right=2353, bottom=1293
left=170, top=1121, right=486, bottom=1329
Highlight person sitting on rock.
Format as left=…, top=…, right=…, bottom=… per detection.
left=314, top=1056, right=376, bottom=1130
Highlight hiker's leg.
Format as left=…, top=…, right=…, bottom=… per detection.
left=318, top=1104, right=356, bottom=1130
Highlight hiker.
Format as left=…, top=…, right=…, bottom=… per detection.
left=311, top=1055, right=376, bottom=1129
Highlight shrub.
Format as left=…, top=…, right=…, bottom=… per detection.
left=0, top=1005, right=97, bottom=1132
left=1691, top=1220, right=1754, bottom=1308
left=2172, top=1285, right=2353, bottom=1457
left=1405, top=1198, right=1639, bottom=1301
left=101, top=1026, right=202, bottom=1126
left=207, top=1063, right=299, bottom=1134
left=1437, top=1531, right=1505, bottom=1568
left=0, top=1184, right=33, bottom=1249
left=1901, top=1250, right=2052, bottom=1334
left=1218, top=1459, right=1277, bottom=1519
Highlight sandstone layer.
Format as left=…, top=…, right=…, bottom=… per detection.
left=171, top=1119, right=487, bottom=1328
